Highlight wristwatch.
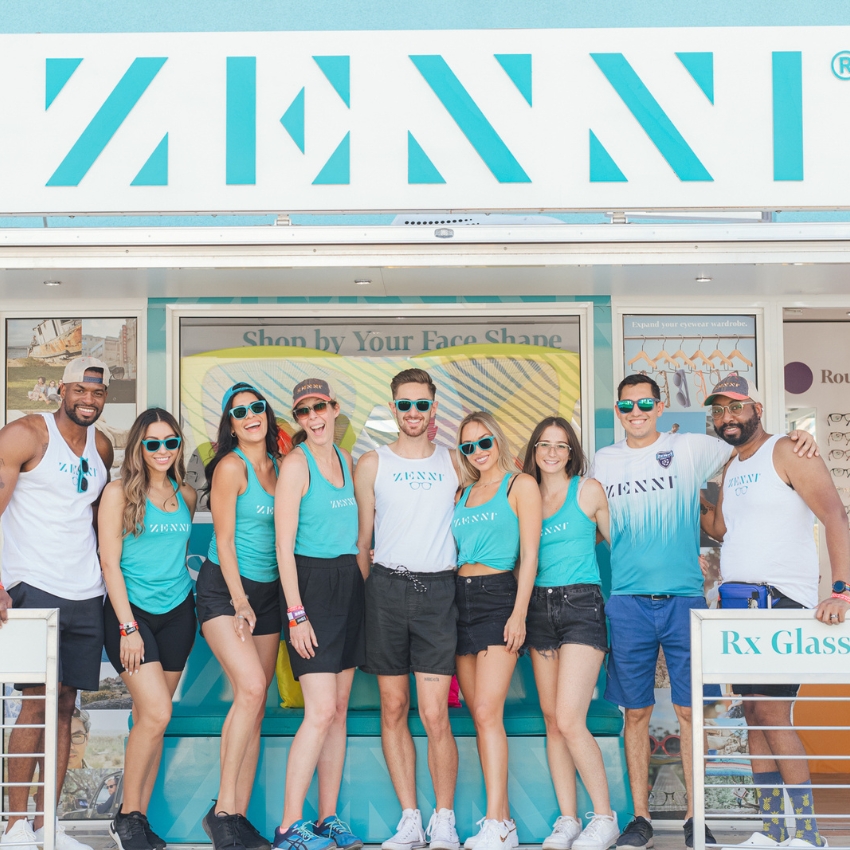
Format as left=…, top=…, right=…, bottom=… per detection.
left=833, top=580, right=850, bottom=594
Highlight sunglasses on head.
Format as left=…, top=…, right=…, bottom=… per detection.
left=142, top=437, right=182, bottom=452
left=394, top=398, right=434, bottom=412
left=77, top=457, right=89, bottom=493
left=458, top=436, right=496, bottom=455
left=293, top=401, right=329, bottom=419
left=229, top=400, right=267, bottom=419
left=616, top=398, right=658, bottom=413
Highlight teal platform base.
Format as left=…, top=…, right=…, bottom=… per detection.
left=147, top=733, right=631, bottom=844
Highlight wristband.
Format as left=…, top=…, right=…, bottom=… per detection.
left=831, top=592, right=850, bottom=604
left=119, top=621, right=139, bottom=637
left=287, top=606, right=308, bottom=627
left=0, top=583, right=5, bottom=592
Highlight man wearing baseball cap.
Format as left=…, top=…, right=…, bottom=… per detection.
left=701, top=374, right=849, bottom=849
left=0, top=356, right=113, bottom=850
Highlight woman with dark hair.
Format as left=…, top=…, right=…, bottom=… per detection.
left=452, top=411, right=542, bottom=850
left=99, top=408, right=197, bottom=850
left=196, top=382, right=281, bottom=850
left=521, top=417, right=617, bottom=850
left=272, top=378, right=364, bottom=850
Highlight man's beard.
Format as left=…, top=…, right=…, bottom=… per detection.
left=714, top=410, right=760, bottom=446
left=63, top=400, right=103, bottom=427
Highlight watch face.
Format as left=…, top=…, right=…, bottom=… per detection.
left=833, top=580, right=850, bottom=593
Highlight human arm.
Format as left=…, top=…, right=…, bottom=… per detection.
left=354, top=450, right=378, bottom=581
left=0, top=418, right=44, bottom=626
left=209, top=454, right=254, bottom=640
left=98, top=481, right=145, bottom=674
left=578, top=477, right=610, bottom=545
left=507, top=473, right=543, bottom=654
left=274, top=449, right=318, bottom=658
left=774, top=439, right=850, bottom=624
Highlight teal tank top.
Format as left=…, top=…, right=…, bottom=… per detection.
left=294, top=443, right=358, bottom=559
left=536, top=476, right=600, bottom=588
left=208, top=448, right=279, bottom=583
left=120, top=484, right=193, bottom=615
left=452, top=474, right=520, bottom=572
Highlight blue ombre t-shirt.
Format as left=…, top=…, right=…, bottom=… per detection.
left=590, top=431, right=732, bottom=597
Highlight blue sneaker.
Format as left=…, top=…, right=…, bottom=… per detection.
left=315, top=816, right=363, bottom=850
left=273, top=821, right=334, bottom=850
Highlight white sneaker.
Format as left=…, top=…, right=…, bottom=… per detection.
left=1, top=820, right=38, bottom=850
left=34, top=821, right=93, bottom=850
left=543, top=816, right=582, bottom=850
left=783, top=840, right=828, bottom=849
left=728, top=835, right=782, bottom=848
left=427, top=810, right=460, bottom=850
left=383, top=809, right=427, bottom=850
left=469, top=820, right=518, bottom=850
left=573, top=813, right=620, bottom=850
left=464, top=819, right=518, bottom=850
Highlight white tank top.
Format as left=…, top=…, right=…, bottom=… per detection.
left=1, top=413, right=107, bottom=599
left=373, top=444, right=458, bottom=573
left=719, top=434, right=819, bottom=608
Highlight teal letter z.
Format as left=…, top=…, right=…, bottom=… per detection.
left=47, top=57, right=167, bottom=187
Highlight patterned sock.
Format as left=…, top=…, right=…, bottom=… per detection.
left=787, top=781, right=822, bottom=846
left=753, top=771, right=786, bottom=842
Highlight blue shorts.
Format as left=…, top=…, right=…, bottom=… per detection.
left=605, top=594, right=719, bottom=709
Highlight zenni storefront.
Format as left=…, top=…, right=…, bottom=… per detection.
left=1, top=1, right=850, bottom=842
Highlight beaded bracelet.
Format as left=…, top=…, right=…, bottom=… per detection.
left=120, top=621, right=139, bottom=637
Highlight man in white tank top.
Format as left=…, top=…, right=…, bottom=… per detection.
left=701, top=374, right=849, bottom=850
left=355, top=368, right=461, bottom=850
left=0, top=357, right=113, bottom=850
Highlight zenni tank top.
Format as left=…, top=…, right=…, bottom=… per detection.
left=719, top=434, right=819, bottom=608
left=536, top=477, right=600, bottom=588
left=208, top=448, right=279, bottom=583
left=373, top=444, right=458, bottom=573
left=120, top=483, right=193, bottom=614
left=294, top=443, right=358, bottom=559
left=453, top=474, right=520, bottom=572
left=1, top=412, right=107, bottom=599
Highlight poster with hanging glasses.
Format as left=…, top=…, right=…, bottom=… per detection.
left=622, top=313, right=760, bottom=820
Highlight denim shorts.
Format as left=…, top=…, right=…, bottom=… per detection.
left=456, top=571, right=517, bottom=656
left=524, top=583, right=608, bottom=655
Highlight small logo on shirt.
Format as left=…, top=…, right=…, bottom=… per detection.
left=147, top=523, right=191, bottom=533
left=453, top=512, right=497, bottom=526
left=256, top=505, right=274, bottom=515
left=542, top=522, right=568, bottom=536
left=331, top=497, right=356, bottom=508
left=656, top=450, right=674, bottom=469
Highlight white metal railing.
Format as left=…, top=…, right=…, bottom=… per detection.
left=691, top=609, right=850, bottom=850
left=0, top=609, right=59, bottom=850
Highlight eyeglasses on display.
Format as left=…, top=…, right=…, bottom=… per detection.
left=458, top=436, right=496, bottom=456
left=229, top=400, right=267, bottom=419
left=535, top=441, right=570, bottom=454
left=293, top=401, right=329, bottom=419
left=710, top=401, right=757, bottom=419
left=829, top=432, right=850, bottom=445
left=77, top=457, right=89, bottom=494
left=829, top=449, right=850, bottom=461
left=142, top=437, right=182, bottom=452
left=828, top=413, right=850, bottom=425
left=394, top=399, right=434, bottom=412
left=830, top=468, right=850, bottom=478
left=616, top=398, right=658, bottom=413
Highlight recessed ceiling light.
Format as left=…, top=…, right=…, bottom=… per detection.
left=43, top=280, right=62, bottom=286
left=354, top=278, right=371, bottom=285
left=695, top=275, right=712, bottom=283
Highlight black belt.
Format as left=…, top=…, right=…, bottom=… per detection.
left=634, top=593, right=674, bottom=600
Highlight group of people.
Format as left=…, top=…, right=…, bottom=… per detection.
left=27, top=376, right=60, bottom=404
left=0, top=356, right=848, bottom=850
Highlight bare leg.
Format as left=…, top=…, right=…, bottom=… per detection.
left=316, top=669, right=356, bottom=823
left=377, top=675, right=416, bottom=810
left=623, top=706, right=654, bottom=821
left=138, top=670, right=184, bottom=813
left=456, top=649, right=516, bottom=822
left=744, top=701, right=810, bottom=784
left=414, top=672, right=457, bottom=812
left=673, top=705, right=694, bottom=819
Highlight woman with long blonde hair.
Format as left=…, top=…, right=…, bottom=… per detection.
left=451, top=411, right=542, bottom=850
left=99, top=408, right=198, bottom=850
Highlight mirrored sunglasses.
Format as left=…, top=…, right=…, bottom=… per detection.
left=616, top=398, right=658, bottom=413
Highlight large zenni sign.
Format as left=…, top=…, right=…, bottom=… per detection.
left=3, top=27, right=850, bottom=213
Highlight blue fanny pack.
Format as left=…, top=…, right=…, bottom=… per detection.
left=718, top=582, right=776, bottom=609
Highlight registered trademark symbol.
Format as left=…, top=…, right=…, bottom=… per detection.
left=832, top=51, right=850, bottom=79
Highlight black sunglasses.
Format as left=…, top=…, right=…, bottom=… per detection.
left=229, top=400, right=267, bottom=419
left=142, top=437, right=182, bottom=452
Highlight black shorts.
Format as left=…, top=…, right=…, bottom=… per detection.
left=732, top=593, right=805, bottom=698
left=283, top=554, right=365, bottom=680
left=195, top=559, right=282, bottom=637
left=103, top=592, right=196, bottom=674
left=8, top=582, right=104, bottom=692
left=524, top=583, right=609, bottom=656
left=456, top=571, right=517, bottom=656
left=363, top=564, right=458, bottom=676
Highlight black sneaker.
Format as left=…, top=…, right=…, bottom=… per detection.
left=139, top=815, right=166, bottom=850
left=616, top=818, right=654, bottom=850
left=683, top=818, right=716, bottom=849
left=111, top=810, right=153, bottom=850
left=235, top=815, right=271, bottom=850
left=202, top=804, right=247, bottom=850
